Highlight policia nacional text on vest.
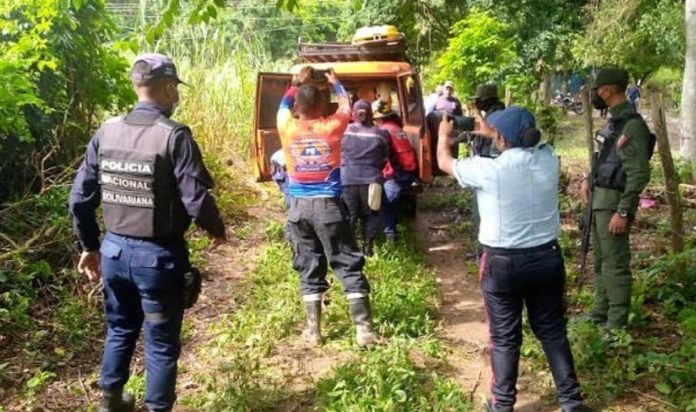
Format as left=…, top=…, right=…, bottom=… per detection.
left=98, top=110, right=190, bottom=239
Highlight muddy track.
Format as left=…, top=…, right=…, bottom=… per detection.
left=416, top=186, right=558, bottom=412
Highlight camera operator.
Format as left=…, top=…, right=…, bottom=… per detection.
left=437, top=107, right=588, bottom=412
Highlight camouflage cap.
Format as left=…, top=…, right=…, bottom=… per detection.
left=592, top=69, right=629, bottom=90
left=470, top=83, right=498, bottom=100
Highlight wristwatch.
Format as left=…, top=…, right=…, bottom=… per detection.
left=617, top=210, right=628, bottom=218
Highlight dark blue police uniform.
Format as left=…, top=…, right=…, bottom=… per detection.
left=69, top=55, right=224, bottom=412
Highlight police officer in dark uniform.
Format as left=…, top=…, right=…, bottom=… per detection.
left=69, top=54, right=226, bottom=412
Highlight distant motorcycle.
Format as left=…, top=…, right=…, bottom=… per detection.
left=552, top=92, right=583, bottom=115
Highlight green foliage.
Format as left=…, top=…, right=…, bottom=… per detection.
left=535, top=104, right=563, bottom=146
left=437, top=8, right=516, bottom=95
left=336, top=0, right=468, bottom=68
left=561, top=248, right=696, bottom=408
left=575, top=0, right=684, bottom=76
left=182, top=241, right=300, bottom=409
left=0, top=0, right=56, bottom=142
left=315, top=339, right=472, bottom=411
left=25, top=370, right=56, bottom=394
left=0, top=0, right=132, bottom=200
left=648, top=67, right=684, bottom=106
left=183, top=218, right=469, bottom=409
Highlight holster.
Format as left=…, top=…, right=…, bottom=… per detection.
left=183, top=267, right=202, bottom=309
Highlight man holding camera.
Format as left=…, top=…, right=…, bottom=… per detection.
left=277, top=67, right=377, bottom=347
left=437, top=107, right=587, bottom=412
left=470, top=83, right=506, bottom=158
left=69, top=54, right=226, bottom=412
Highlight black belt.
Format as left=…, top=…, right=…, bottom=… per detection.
left=483, top=240, right=558, bottom=256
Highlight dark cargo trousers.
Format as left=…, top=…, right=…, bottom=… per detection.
left=480, top=241, right=583, bottom=412
left=99, top=232, right=187, bottom=412
left=342, top=184, right=382, bottom=243
left=287, top=197, right=370, bottom=296
left=591, top=210, right=632, bottom=329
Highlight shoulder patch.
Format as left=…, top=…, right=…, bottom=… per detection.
left=617, top=134, right=630, bottom=149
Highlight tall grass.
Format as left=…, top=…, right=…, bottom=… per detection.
left=152, top=26, right=293, bottom=220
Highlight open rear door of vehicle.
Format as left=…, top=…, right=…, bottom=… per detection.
left=397, top=72, right=432, bottom=183
left=253, top=73, right=292, bottom=182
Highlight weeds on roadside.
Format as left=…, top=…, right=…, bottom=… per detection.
left=315, top=338, right=472, bottom=411
left=182, top=218, right=473, bottom=410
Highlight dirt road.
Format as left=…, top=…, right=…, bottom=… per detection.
left=416, top=186, right=559, bottom=412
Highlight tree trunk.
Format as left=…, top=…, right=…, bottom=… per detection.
left=651, top=89, right=685, bottom=253
left=562, top=69, right=569, bottom=95
left=581, top=85, right=594, bottom=167
left=680, top=0, right=696, bottom=183
left=538, top=71, right=553, bottom=104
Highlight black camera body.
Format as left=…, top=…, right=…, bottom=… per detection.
left=428, top=110, right=475, bottom=133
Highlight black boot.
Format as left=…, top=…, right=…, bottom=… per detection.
left=99, top=388, right=135, bottom=412
left=363, top=239, right=374, bottom=257
left=302, top=298, right=322, bottom=346
left=348, top=296, right=378, bottom=346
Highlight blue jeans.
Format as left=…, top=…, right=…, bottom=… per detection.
left=480, top=241, right=582, bottom=411
left=99, top=232, right=187, bottom=412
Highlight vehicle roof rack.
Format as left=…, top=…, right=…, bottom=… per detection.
left=297, top=38, right=407, bottom=63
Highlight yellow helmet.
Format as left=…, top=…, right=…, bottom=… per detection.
left=372, top=99, right=396, bottom=119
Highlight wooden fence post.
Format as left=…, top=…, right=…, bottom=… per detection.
left=649, top=89, right=685, bottom=253
left=581, top=85, right=594, bottom=167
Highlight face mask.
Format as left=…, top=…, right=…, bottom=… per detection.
left=590, top=90, right=607, bottom=110
left=475, top=98, right=494, bottom=112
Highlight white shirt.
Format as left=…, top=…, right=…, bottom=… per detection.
left=453, top=145, right=560, bottom=249
left=270, top=149, right=285, bottom=166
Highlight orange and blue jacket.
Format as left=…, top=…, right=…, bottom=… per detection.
left=277, top=82, right=350, bottom=198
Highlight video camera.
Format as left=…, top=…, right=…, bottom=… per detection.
left=427, top=110, right=476, bottom=145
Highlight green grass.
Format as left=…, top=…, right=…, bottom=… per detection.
left=181, top=219, right=472, bottom=411
left=315, top=338, right=473, bottom=412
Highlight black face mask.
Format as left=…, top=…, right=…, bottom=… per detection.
left=590, top=90, right=607, bottom=110
left=475, top=98, right=495, bottom=112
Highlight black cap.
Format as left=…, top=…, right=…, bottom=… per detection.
left=131, top=53, right=187, bottom=85
left=592, top=69, right=629, bottom=90
left=470, top=83, right=498, bottom=100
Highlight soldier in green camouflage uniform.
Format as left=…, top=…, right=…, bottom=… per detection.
left=581, top=69, right=652, bottom=330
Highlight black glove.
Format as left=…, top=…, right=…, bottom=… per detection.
left=183, top=267, right=202, bottom=309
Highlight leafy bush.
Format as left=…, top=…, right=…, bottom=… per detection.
left=0, top=0, right=132, bottom=200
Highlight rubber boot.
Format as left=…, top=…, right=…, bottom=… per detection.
left=363, top=239, right=374, bottom=257
left=302, top=296, right=322, bottom=346
left=99, top=388, right=135, bottom=412
left=348, top=296, right=378, bottom=346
